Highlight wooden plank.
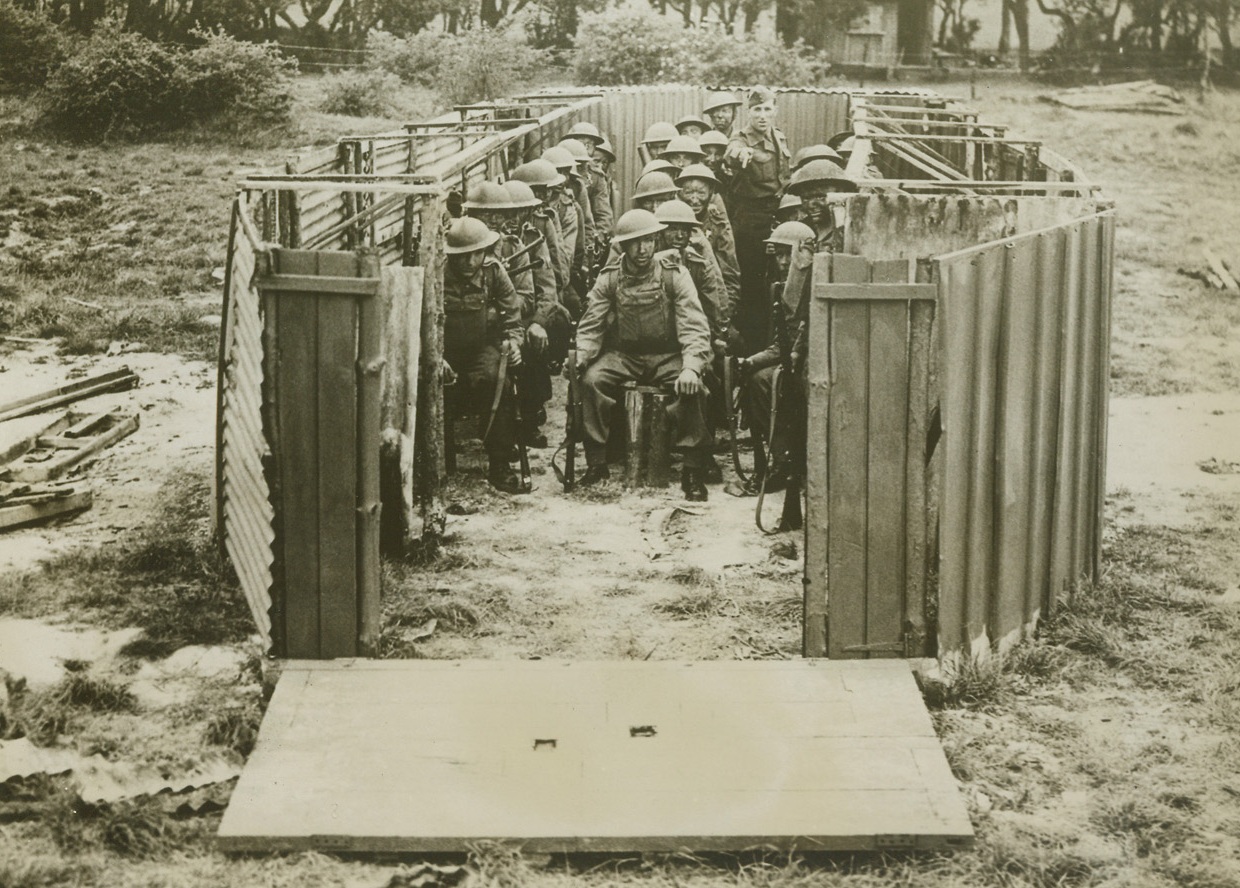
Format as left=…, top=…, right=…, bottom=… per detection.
left=993, top=238, right=1039, bottom=651
left=9, top=413, right=139, bottom=483
left=1049, top=225, right=1085, bottom=606
left=935, top=258, right=975, bottom=655
left=826, top=255, right=871, bottom=659
left=256, top=274, right=380, bottom=296
left=966, top=246, right=1005, bottom=654
left=1074, top=221, right=1103, bottom=586
left=0, top=368, right=139, bottom=424
left=864, top=297, right=910, bottom=658
left=269, top=251, right=321, bottom=659
left=218, top=660, right=973, bottom=852
left=416, top=197, right=447, bottom=542
left=379, top=267, right=424, bottom=554
left=804, top=254, right=833, bottom=657
left=357, top=254, right=383, bottom=657
left=1028, top=230, right=1067, bottom=621
left=820, top=284, right=936, bottom=301
left=0, top=488, right=91, bottom=529
left=1093, top=214, right=1116, bottom=581
left=314, top=251, right=361, bottom=659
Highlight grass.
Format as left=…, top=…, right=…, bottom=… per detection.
left=5, top=670, right=138, bottom=745
left=0, top=467, right=252, bottom=656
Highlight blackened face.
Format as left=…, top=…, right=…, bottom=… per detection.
left=665, top=224, right=692, bottom=251
left=766, top=244, right=792, bottom=278
left=801, top=186, right=831, bottom=225
left=664, top=152, right=696, bottom=169
left=647, top=141, right=669, bottom=159
left=450, top=249, right=486, bottom=277
left=708, top=106, right=735, bottom=131
left=679, top=180, right=713, bottom=213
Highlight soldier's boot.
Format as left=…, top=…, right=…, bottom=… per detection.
left=702, top=454, right=723, bottom=484
left=580, top=442, right=610, bottom=486
left=681, top=468, right=708, bottom=502
left=488, top=458, right=524, bottom=495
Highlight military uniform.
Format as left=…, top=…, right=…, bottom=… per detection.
left=700, top=199, right=741, bottom=328
left=588, top=166, right=615, bottom=238
left=575, top=250, right=714, bottom=469
left=443, top=255, right=524, bottom=464
left=725, top=123, right=792, bottom=354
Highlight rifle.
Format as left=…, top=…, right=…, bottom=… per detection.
left=755, top=248, right=812, bottom=534
left=506, top=258, right=544, bottom=278
left=504, top=233, right=545, bottom=271
left=553, top=346, right=583, bottom=492
left=722, top=354, right=751, bottom=488
left=508, top=365, right=532, bottom=494
left=584, top=234, right=611, bottom=292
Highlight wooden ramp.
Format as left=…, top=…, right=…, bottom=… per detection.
left=217, top=660, right=973, bottom=853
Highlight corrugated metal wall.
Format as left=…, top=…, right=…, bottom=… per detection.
left=934, top=210, right=1115, bottom=656
left=218, top=196, right=275, bottom=651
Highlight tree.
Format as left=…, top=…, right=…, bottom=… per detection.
left=774, top=0, right=868, bottom=48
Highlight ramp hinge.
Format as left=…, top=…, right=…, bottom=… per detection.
left=875, top=834, right=916, bottom=850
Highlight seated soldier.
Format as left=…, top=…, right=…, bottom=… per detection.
left=571, top=210, right=714, bottom=502
left=442, top=217, right=525, bottom=494
left=736, top=221, right=814, bottom=493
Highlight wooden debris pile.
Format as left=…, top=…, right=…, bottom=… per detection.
left=0, top=367, right=140, bottom=530
left=1178, top=248, right=1239, bottom=292
left=1042, top=80, right=1187, bottom=115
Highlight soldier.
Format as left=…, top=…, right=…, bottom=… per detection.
left=501, top=179, right=572, bottom=445
left=630, top=171, right=679, bottom=213
left=785, top=159, right=858, bottom=254
left=571, top=209, right=714, bottom=501
left=735, top=221, right=814, bottom=493
left=640, top=121, right=679, bottom=162
left=654, top=200, right=729, bottom=349
left=776, top=193, right=807, bottom=225
left=662, top=135, right=706, bottom=171
left=510, top=159, right=573, bottom=311
left=724, top=86, right=792, bottom=354
left=640, top=158, right=678, bottom=178
left=542, top=145, right=586, bottom=297
left=556, top=137, right=599, bottom=256
left=566, top=125, right=616, bottom=241
left=702, top=91, right=742, bottom=136
left=791, top=144, right=845, bottom=173
left=442, top=217, right=525, bottom=494
left=675, top=163, right=740, bottom=329
left=675, top=114, right=710, bottom=138
left=698, top=130, right=729, bottom=175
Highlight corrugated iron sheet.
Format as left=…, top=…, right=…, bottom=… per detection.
left=219, top=196, right=274, bottom=650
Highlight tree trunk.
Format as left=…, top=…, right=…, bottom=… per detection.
left=1012, top=0, right=1030, bottom=68
left=480, top=0, right=501, bottom=28
left=775, top=0, right=800, bottom=46
left=999, top=0, right=1011, bottom=54
left=744, top=2, right=759, bottom=32
left=1032, top=0, right=1076, bottom=53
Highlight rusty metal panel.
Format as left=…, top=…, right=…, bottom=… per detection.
left=218, top=196, right=275, bottom=650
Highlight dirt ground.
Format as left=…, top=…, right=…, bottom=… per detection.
left=2, top=77, right=1240, bottom=887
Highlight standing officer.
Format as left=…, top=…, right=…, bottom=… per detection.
left=724, top=86, right=791, bottom=354
left=571, top=210, right=714, bottom=501
left=785, top=159, right=857, bottom=253
left=442, top=217, right=525, bottom=494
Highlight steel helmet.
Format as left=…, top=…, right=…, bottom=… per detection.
left=654, top=199, right=701, bottom=228
left=502, top=179, right=540, bottom=209
left=778, top=192, right=803, bottom=210
left=557, top=138, right=592, bottom=163
left=613, top=209, right=665, bottom=244
left=676, top=114, right=710, bottom=133
left=511, top=159, right=565, bottom=188
left=463, top=181, right=515, bottom=211
left=764, top=220, right=814, bottom=248
left=640, top=159, right=677, bottom=178
left=641, top=121, right=678, bottom=146
left=566, top=121, right=603, bottom=144
left=702, top=91, right=741, bottom=114
left=541, top=145, right=576, bottom=173
left=786, top=159, right=858, bottom=195
left=663, top=135, right=705, bottom=159
left=835, top=135, right=856, bottom=159
left=675, top=163, right=719, bottom=187
left=826, top=130, right=854, bottom=150
left=698, top=130, right=728, bottom=149
left=445, top=216, right=499, bottom=254
left=596, top=137, right=616, bottom=162
left=632, top=171, right=679, bottom=202
left=792, top=144, right=844, bottom=172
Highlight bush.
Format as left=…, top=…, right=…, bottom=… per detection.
left=43, top=23, right=295, bottom=139
left=319, top=68, right=403, bottom=116
left=573, top=10, right=681, bottom=85
left=176, top=28, right=297, bottom=125
left=0, top=1, right=67, bottom=91
left=44, top=23, right=180, bottom=138
left=664, top=28, right=824, bottom=87
left=368, top=26, right=547, bottom=104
